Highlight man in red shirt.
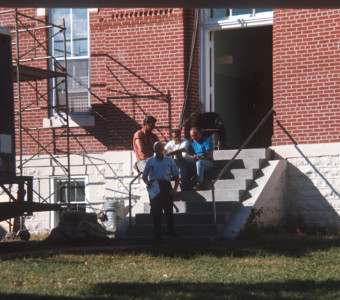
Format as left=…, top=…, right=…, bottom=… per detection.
left=133, top=116, right=159, bottom=172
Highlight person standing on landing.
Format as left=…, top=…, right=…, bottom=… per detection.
left=182, top=127, right=214, bottom=191
left=142, top=141, right=180, bottom=244
left=133, top=115, right=159, bottom=172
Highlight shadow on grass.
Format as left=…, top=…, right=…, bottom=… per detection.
left=1, top=235, right=340, bottom=260
left=1, top=280, right=340, bottom=299
left=112, top=236, right=340, bottom=259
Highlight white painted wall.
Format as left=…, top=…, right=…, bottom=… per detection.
left=223, top=159, right=287, bottom=240
left=17, top=150, right=146, bottom=235
left=271, top=142, right=340, bottom=232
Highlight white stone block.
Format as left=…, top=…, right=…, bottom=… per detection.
left=103, top=151, right=135, bottom=175
left=84, top=153, right=105, bottom=165
left=87, top=165, right=105, bottom=183
left=38, top=167, right=53, bottom=177
left=88, top=184, right=106, bottom=203
left=51, top=167, right=69, bottom=176
left=271, top=142, right=340, bottom=158
left=51, top=155, right=70, bottom=166
left=20, top=157, right=51, bottom=167
left=69, top=154, right=85, bottom=166
left=70, top=165, right=86, bottom=175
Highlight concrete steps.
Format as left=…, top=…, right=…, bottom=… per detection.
left=127, top=224, right=219, bottom=236
left=173, top=189, right=244, bottom=202
left=135, top=212, right=230, bottom=224
left=116, top=148, right=272, bottom=244
left=143, top=200, right=234, bottom=213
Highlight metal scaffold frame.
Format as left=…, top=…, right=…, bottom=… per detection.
left=0, top=9, right=71, bottom=233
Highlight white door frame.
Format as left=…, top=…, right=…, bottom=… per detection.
left=199, top=9, right=273, bottom=114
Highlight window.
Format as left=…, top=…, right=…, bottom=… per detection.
left=50, top=8, right=90, bottom=114
left=209, top=8, right=272, bottom=20
left=56, top=178, right=87, bottom=211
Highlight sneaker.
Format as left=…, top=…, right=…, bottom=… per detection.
left=193, top=182, right=203, bottom=191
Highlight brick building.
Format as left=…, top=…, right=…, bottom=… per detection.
left=0, top=8, right=339, bottom=234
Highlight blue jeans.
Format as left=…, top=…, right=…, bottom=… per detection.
left=180, top=158, right=214, bottom=183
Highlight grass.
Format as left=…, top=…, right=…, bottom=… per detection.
left=0, top=234, right=339, bottom=299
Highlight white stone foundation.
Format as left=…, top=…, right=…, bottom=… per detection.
left=271, top=142, right=340, bottom=232
left=6, top=142, right=339, bottom=235
left=15, top=150, right=144, bottom=235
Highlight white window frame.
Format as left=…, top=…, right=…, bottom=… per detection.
left=199, top=9, right=273, bottom=112
left=50, top=176, right=90, bottom=228
left=45, top=8, right=94, bottom=128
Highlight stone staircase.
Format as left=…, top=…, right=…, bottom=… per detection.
left=116, top=148, right=272, bottom=244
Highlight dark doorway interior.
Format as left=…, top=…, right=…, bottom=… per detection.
left=214, top=25, right=273, bottom=149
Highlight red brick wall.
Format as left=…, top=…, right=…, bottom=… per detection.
left=182, top=9, right=200, bottom=139
left=0, top=9, right=52, bottom=156
left=273, top=9, right=340, bottom=145
left=89, top=8, right=191, bottom=150
left=1, top=8, right=194, bottom=156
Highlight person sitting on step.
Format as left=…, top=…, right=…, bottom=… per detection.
left=164, top=129, right=193, bottom=168
left=181, top=127, right=214, bottom=191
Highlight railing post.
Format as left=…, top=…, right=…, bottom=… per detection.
left=211, top=184, right=217, bottom=225
left=210, top=108, right=275, bottom=225
left=129, top=172, right=141, bottom=226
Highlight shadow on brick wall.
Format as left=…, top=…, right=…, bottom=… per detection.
left=87, top=101, right=141, bottom=150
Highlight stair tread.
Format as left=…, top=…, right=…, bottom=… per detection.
left=137, top=212, right=228, bottom=215
left=119, top=148, right=271, bottom=243
left=129, top=224, right=220, bottom=228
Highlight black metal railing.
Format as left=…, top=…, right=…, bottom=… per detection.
left=210, top=108, right=276, bottom=225
left=128, top=172, right=142, bottom=226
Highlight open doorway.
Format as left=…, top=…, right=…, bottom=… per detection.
left=213, top=25, right=273, bottom=149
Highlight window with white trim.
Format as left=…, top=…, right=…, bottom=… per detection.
left=209, top=8, right=273, bottom=20
left=200, top=8, right=273, bottom=29
left=55, top=177, right=87, bottom=211
left=50, top=8, right=90, bottom=114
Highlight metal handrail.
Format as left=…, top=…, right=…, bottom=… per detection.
left=178, top=8, right=200, bottom=130
left=128, top=172, right=142, bottom=226
left=211, top=107, right=276, bottom=225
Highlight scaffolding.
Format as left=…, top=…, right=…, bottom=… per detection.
left=0, top=8, right=198, bottom=237
left=0, top=9, right=70, bottom=232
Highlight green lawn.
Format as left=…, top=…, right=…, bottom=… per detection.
left=0, top=235, right=339, bottom=299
